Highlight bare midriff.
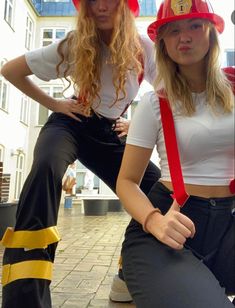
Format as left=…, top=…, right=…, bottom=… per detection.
left=160, top=180, right=235, bottom=198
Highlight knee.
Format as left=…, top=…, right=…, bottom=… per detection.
left=32, top=155, right=67, bottom=179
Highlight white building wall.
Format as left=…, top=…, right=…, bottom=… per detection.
left=0, top=0, right=37, bottom=201
left=27, top=16, right=75, bottom=172
left=211, top=0, right=235, bottom=66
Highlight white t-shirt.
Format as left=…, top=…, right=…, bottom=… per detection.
left=25, top=35, right=156, bottom=119
left=127, top=91, right=235, bottom=186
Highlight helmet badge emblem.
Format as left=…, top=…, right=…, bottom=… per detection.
left=171, top=0, right=192, bottom=15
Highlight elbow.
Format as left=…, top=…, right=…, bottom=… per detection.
left=116, top=175, right=130, bottom=199
left=116, top=176, right=121, bottom=197
left=1, top=61, right=13, bottom=81
left=1, top=62, right=8, bottom=79
left=116, top=173, right=126, bottom=198
left=1, top=56, right=31, bottom=82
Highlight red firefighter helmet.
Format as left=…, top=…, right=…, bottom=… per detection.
left=148, top=0, right=224, bottom=41
left=72, top=0, right=139, bottom=17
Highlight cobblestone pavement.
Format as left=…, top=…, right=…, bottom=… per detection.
left=0, top=202, right=234, bottom=307
left=0, top=202, right=136, bottom=307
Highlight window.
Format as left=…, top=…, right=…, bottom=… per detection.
left=38, top=87, right=50, bottom=126
left=139, top=0, right=157, bottom=16
left=14, top=153, right=25, bottom=200
left=0, top=60, right=9, bottom=112
left=225, top=50, right=235, bottom=67
left=0, top=145, right=5, bottom=162
left=25, top=15, right=34, bottom=50
left=76, top=161, right=100, bottom=193
left=0, top=80, right=8, bottom=111
left=42, top=28, right=66, bottom=47
left=20, top=95, right=30, bottom=125
left=4, top=0, right=14, bottom=28
left=38, top=86, right=63, bottom=125
left=53, top=86, right=64, bottom=99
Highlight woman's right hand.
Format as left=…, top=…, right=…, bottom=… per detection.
left=146, top=200, right=196, bottom=250
left=53, top=97, right=89, bottom=122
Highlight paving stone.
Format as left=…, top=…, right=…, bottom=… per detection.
left=88, top=299, right=135, bottom=307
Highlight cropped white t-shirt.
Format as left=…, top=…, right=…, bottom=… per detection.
left=25, top=35, right=156, bottom=119
left=127, top=91, right=235, bottom=186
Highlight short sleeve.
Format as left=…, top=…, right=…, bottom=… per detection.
left=127, top=91, right=161, bottom=149
left=25, top=39, right=70, bottom=81
left=140, top=35, right=157, bottom=86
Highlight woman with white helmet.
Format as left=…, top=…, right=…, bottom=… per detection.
left=116, top=0, right=235, bottom=307
left=0, top=0, right=161, bottom=307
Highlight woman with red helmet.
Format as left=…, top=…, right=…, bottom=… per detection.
left=0, top=0, right=161, bottom=307
left=117, top=0, right=235, bottom=307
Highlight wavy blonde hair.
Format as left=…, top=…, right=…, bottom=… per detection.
left=57, top=0, right=143, bottom=115
left=155, top=21, right=234, bottom=116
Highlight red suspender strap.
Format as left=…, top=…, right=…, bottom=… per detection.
left=222, top=66, right=235, bottom=94
left=159, top=97, right=189, bottom=207
left=159, top=95, right=235, bottom=200
left=222, top=66, right=235, bottom=194
left=230, top=179, right=235, bottom=194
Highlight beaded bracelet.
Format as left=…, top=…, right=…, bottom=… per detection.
left=143, top=208, right=162, bottom=233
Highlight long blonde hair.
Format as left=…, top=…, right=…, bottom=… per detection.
left=155, top=21, right=234, bottom=116
left=57, top=0, right=143, bottom=115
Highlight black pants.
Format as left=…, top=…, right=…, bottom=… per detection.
left=1, top=112, right=160, bottom=308
left=122, top=182, right=235, bottom=308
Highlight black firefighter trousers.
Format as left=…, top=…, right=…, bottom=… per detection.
left=1, top=112, right=161, bottom=308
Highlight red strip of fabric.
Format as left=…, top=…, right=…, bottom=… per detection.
left=159, top=97, right=189, bottom=207
left=222, top=66, right=235, bottom=93
left=222, top=66, right=235, bottom=193
left=159, top=91, right=235, bottom=200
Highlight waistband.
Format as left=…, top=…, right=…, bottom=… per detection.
left=156, top=182, right=235, bottom=209
left=71, top=95, right=118, bottom=124
left=74, top=109, right=117, bottom=125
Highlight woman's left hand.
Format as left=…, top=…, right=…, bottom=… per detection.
left=113, top=117, right=130, bottom=137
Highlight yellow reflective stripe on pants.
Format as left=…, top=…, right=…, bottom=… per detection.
left=1, top=226, right=60, bottom=249
left=1, top=260, right=53, bottom=286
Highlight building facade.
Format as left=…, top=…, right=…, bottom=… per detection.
left=0, top=0, right=234, bottom=201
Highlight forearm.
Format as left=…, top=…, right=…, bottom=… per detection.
left=117, top=178, right=159, bottom=226
left=11, top=76, right=57, bottom=111
left=1, top=55, right=57, bottom=111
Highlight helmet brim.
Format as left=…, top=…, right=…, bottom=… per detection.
left=147, top=13, right=224, bottom=42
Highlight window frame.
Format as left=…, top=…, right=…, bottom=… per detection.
left=37, top=85, right=64, bottom=126
left=0, top=60, right=9, bottom=113
left=224, top=49, right=235, bottom=67
left=14, top=153, right=25, bottom=200
left=4, top=0, right=15, bottom=29
left=0, top=145, right=5, bottom=162
left=20, top=95, right=30, bottom=125
left=25, top=14, right=34, bottom=50
left=41, top=27, right=67, bottom=47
